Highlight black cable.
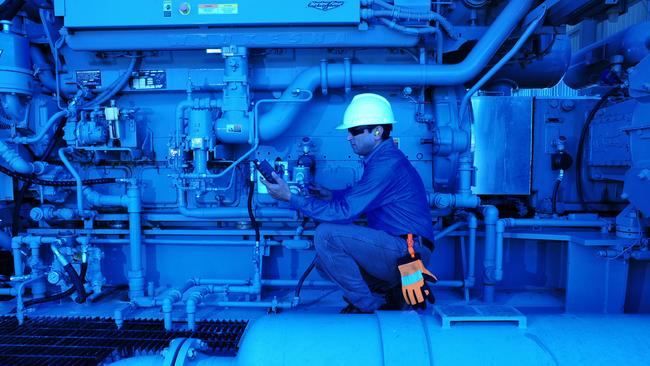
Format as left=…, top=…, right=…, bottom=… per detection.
left=0, top=165, right=116, bottom=187
left=576, top=86, right=621, bottom=210
left=294, top=257, right=317, bottom=299
left=247, top=179, right=260, bottom=243
left=22, top=261, right=88, bottom=307
left=551, top=178, right=561, bottom=215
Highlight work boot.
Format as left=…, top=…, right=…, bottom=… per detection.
left=340, top=297, right=373, bottom=314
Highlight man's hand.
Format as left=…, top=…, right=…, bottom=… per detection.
left=307, top=183, right=333, bottom=200
left=260, top=172, right=291, bottom=202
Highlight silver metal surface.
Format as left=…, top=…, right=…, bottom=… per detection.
left=472, top=96, right=533, bottom=195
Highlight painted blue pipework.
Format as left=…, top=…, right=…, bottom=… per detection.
left=1, top=0, right=650, bottom=364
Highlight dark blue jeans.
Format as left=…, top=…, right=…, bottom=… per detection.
left=314, top=223, right=431, bottom=312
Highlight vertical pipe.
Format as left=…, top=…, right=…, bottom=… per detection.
left=467, top=213, right=477, bottom=288
left=58, top=147, right=86, bottom=215
left=482, top=205, right=499, bottom=303
left=11, top=237, right=23, bottom=277
left=127, top=183, right=144, bottom=299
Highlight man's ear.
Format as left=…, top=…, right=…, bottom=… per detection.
left=373, top=126, right=383, bottom=138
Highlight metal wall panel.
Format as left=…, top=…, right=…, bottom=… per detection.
left=471, top=96, right=533, bottom=195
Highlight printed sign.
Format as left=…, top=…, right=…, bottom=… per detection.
left=199, top=4, right=239, bottom=15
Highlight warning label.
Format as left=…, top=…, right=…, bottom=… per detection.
left=198, top=4, right=239, bottom=15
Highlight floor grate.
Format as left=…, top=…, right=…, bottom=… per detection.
left=0, top=316, right=247, bottom=366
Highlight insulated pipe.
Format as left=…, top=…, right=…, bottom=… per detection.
left=12, top=110, right=68, bottom=144
left=114, top=313, right=650, bottom=366
left=0, top=141, right=46, bottom=174
left=482, top=205, right=499, bottom=303
left=494, top=217, right=611, bottom=282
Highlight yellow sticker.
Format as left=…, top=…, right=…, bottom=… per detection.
left=198, top=4, right=239, bottom=15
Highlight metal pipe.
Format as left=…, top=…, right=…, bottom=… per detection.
left=494, top=217, right=611, bottom=282
left=58, top=147, right=86, bottom=215
left=434, top=221, right=466, bottom=241
left=177, top=189, right=297, bottom=219
left=91, top=238, right=282, bottom=246
left=162, top=279, right=197, bottom=331
left=211, top=0, right=534, bottom=143
left=0, top=141, right=46, bottom=174
left=15, top=274, right=46, bottom=325
left=11, top=110, right=68, bottom=144
left=467, top=213, right=477, bottom=288
left=261, top=279, right=333, bottom=287
left=565, top=21, right=650, bottom=89
left=482, top=205, right=499, bottom=303
left=459, top=6, right=546, bottom=121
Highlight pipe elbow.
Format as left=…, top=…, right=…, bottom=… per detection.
left=482, top=205, right=499, bottom=224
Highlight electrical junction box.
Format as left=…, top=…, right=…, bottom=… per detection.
left=56, top=0, right=361, bottom=28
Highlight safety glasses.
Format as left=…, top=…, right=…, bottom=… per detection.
left=347, top=125, right=371, bottom=136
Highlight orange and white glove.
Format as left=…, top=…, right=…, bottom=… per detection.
left=397, top=253, right=438, bottom=309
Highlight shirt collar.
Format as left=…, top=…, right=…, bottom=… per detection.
left=363, top=139, right=393, bottom=166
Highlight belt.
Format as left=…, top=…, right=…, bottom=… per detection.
left=399, top=234, right=434, bottom=251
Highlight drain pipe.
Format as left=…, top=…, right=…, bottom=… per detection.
left=482, top=205, right=499, bottom=303
left=84, top=180, right=145, bottom=299
left=494, top=217, right=611, bottom=282
left=161, top=279, right=197, bottom=331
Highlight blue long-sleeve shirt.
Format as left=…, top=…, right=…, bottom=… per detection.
left=290, top=139, right=434, bottom=241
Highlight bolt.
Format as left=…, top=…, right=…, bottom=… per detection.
left=187, top=348, right=196, bottom=360
left=638, top=169, right=650, bottom=180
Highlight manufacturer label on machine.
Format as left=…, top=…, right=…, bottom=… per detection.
left=162, top=0, right=172, bottom=17
left=307, top=1, right=344, bottom=11
left=76, top=70, right=102, bottom=89
left=226, top=124, right=242, bottom=133
left=198, top=4, right=239, bottom=15
left=130, top=70, right=167, bottom=90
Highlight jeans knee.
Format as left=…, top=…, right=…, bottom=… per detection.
left=314, top=223, right=342, bottom=253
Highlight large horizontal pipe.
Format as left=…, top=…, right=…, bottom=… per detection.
left=565, top=21, right=650, bottom=88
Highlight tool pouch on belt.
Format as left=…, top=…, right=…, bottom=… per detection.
left=397, top=235, right=438, bottom=309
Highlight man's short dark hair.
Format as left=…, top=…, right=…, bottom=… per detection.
left=379, top=124, right=392, bottom=140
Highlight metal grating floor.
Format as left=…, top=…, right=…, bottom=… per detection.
left=0, top=316, right=248, bottom=366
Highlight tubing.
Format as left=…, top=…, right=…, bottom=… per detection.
left=467, top=213, right=477, bottom=288
left=162, top=279, right=197, bottom=330
left=11, top=110, right=68, bottom=144
left=58, top=147, right=85, bottom=214
left=0, top=141, right=45, bottom=174
left=84, top=56, right=140, bottom=108
left=482, top=205, right=499, bottom=303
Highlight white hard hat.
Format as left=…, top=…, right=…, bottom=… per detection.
left=336, top=93, right=397, bottom=129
